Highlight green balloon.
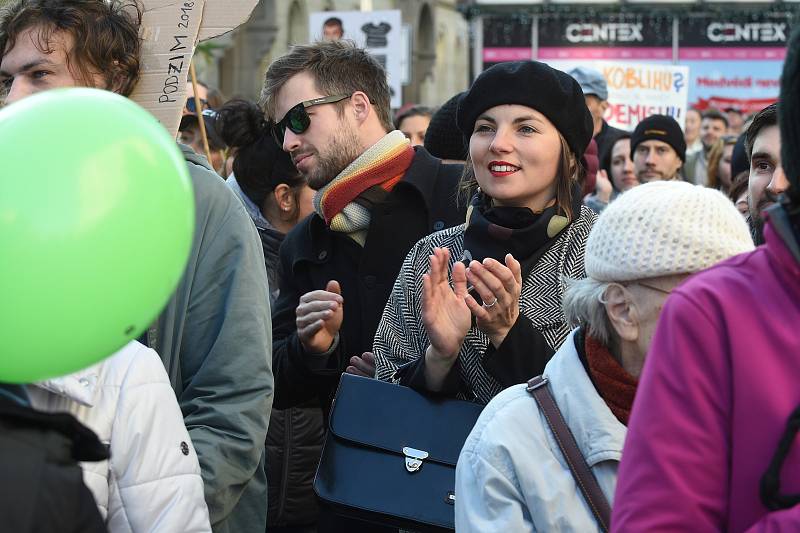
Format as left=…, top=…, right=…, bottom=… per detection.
left=0, top=88, right=194, bottom=383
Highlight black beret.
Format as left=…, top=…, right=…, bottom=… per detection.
left=456, top=61, right=594, bottom=160
left=424, top=92, right=468, bottom=161
left=630, top=114, right=687, bottom=162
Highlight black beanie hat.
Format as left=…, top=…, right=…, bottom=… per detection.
left=424, top=92, right=468, bottom=161
left=779, top=27, right=800, bottom=205
left=456, top=61, right=594, bottom=160
left=630, top=115, right=687, bottom=162
left=730, top=133, right=749, bottom=179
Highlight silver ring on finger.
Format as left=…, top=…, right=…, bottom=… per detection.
left=483, top=297, right=498, bottom=308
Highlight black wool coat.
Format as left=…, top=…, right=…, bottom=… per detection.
left=271, top=147, right=466, bottom=414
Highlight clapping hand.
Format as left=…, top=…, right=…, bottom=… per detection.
left=464, top=254, right=522, bottom=349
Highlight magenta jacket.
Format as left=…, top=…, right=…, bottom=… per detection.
left=612, top=221, right=800, bottom=532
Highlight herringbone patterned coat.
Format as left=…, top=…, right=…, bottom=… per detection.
left=374, top=206, right=597, bottom=404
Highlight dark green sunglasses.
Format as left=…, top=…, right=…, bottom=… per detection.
left=272, top=94, right=351, bottom=146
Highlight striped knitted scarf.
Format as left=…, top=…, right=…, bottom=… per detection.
left=313, top=130, right=414, bottom=245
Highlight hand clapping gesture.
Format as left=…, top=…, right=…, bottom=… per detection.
left=464, top=253, right=522, bottom=349
left=422, top=247, right=472, bottom=364
left=421, top=249, right=522, bottom=389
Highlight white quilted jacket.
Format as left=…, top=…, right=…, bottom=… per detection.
left=27, top=341, right=212, bottom=533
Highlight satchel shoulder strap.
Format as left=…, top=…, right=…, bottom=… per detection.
left=760, top=403, right=800, bottom=510
left=526, top=375, right=611, bottom=532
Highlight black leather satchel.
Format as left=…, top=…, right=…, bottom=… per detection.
left=314, top=373, right=485, bottom=531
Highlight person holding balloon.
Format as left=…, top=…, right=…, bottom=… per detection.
left=0, top=2, right=275, bottom=530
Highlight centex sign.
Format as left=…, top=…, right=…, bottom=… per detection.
left=566, top=23, right=644, bottom=44
left=707, top=23, right=786, bottom=43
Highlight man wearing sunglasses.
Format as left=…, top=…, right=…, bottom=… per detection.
left=262, top=40, right=465, bottom=419
left=0, top=2, right=273, bottom=531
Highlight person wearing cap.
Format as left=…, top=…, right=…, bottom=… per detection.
left=454, top=181, right=754, bottom=532
left=630, top=114, right=686, bottom=183
left=179, top=108, right=227, bottom=176
left=374, top=60, right=597, bottom=403
left=611, top=28, right=800, bottom=532
left=569, top=67, right=626, bottom=159
left=424, top=92, right=469, bottom=163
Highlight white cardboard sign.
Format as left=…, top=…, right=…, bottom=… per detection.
left=546, top=60, right=690, bottom=131
left=600, top=62, right=690, bottom=131
left=130, top=0, right=259, bottom=137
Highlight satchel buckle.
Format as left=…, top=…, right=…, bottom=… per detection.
left=402, top=447, right=429, bottom=473
left=526, top=375, right=548, bottom=392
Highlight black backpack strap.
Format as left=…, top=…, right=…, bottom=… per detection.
left=527, top=375, right=611, bottom=532
left=760, top=403, right=800, bottom=510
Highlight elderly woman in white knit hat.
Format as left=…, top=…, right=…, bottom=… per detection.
left=454, top=180, right=754, bottom=533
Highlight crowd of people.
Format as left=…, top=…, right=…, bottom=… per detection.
left=1, top=1, right=798, bottom=532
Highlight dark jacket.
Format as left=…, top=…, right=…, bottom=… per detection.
left=271, top=147, right=465, bottom=413
left=266, top=403, right=325, bottom=528
left=146, top=145, right=273, bottom=532
left=0, top=397, right=108, bottom=533
left=595, top=120, right=627, bottom=164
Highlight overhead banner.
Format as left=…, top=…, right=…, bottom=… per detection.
left=482, top=16, right=533, bottom=69
left=537, top=15, right=673, bottom=61
left=309, top=10, right=404, bottom=108
left=678, top=13, right=791, bottom=111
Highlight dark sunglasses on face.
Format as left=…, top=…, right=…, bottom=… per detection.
left=185, top=97, right=209, bottom=114
left=272, top=94, right=351, bottom=146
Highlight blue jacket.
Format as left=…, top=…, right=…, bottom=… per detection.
left=456, top=329, right=624, bottom=532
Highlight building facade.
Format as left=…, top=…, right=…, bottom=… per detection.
left=196, top=0, right=471, bottom=109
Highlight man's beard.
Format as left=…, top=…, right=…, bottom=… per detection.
left=304, top=124, right=362, bottom=190
left=749, top=189, right=780, bottom=245
left=637, top=169, right=668, bottom=183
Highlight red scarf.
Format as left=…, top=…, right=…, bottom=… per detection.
left=585, top=335, right=639, bottom=425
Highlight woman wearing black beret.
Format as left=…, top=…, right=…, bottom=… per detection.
left=373, top=61, right=597, bottom=402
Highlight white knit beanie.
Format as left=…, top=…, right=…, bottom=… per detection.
left=585, top=181, right=755, bottom=282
